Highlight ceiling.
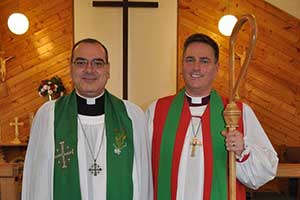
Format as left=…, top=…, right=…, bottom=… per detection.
left=265, top=0, right=300, bottom=19
left=1, top=1, right=299, bottom=19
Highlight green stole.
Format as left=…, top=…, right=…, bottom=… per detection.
left=53, top=90, right=134, bottom=200
left=157, top=89, right=227, bottom=200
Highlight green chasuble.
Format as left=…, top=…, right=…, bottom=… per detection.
left=53, top=90, right=134, bottom=200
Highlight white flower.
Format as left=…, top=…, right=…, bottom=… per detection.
left=48, top=90, right=53, bottom=95
left=114, top=148, right=121, bottom=155
left=43, top=85, right=48, bottom=90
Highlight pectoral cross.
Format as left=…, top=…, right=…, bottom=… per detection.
left=89, top=161, right=102, bottom=176
left=55, top=141, right=74, bottom=168
left=9, top=117, right=24, bottom=144
left=190, top=136, right=202, bottom=157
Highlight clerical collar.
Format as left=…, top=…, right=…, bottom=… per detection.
left=76, top=92, right=104, bottom=116
left=185, top=93, right=210, bottom=107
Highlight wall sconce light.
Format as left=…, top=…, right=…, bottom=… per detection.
left=218, top=0, right=237, bottom=36
left=7, top=12, right=29, bottom=35
left=218, top=14, right=237, bottom=36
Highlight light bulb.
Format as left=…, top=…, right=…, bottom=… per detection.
left=218, top=14, right=237, bottom=36
left=7, top=13, right=29, bottom=35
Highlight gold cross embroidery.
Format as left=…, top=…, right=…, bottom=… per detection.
left=190, top=136, right=202, bottom=157
left=55, top=141, right=74, bottom=168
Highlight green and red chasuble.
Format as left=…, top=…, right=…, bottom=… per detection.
left=53, top=90, right=134, bottom=200
left=152, top=89, right=246, bottom=200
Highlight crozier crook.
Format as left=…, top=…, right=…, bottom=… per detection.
left=223, top=14, right=257, bottom=200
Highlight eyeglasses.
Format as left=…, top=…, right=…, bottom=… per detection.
left=72, top=58, right=107, bottom=69
left=183, top=56, right=212, bottom=66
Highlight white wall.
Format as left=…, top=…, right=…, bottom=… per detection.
left=74, top=0, right=177, bottom=109
left=265, top=0, right=300, bottom=19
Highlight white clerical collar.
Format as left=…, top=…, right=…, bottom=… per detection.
left=76, top=91, right=104, bottom=105
left=185, top=92, right=207, bottom=104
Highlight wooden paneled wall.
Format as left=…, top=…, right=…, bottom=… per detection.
left=0, top=0, right=299, bottom=148
left=0, top=0, right=73, bottom=143
left=178, top=0, right=300, bottom=146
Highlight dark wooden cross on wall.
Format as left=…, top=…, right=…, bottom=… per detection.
left=93, top=0, right=159, bottom=100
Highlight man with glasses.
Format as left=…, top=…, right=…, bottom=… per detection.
left=22, top=38, right=152, bottom=200
left=146, top=33, right=278, bottom=200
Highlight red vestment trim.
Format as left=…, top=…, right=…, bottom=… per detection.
left=152, top=95, right=246, bottom=200
left=152, top=95, right=174, bottom=200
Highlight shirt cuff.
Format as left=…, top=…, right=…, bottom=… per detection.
left=236, top=145, right=250, bottom=162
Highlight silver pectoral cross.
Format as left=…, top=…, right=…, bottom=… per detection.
left=89, top=160, right=102, bottom=176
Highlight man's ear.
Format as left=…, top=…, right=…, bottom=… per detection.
left=70, top=63, right=74, bottom=79
left=106, top=63, right=110, bottom=79
left=215, top=62, right=220, bottom=72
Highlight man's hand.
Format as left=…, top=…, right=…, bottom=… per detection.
left=221, top=130, right=244, bottom=156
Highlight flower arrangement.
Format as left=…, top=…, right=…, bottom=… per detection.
left=38, top=76, right=66, bottom=100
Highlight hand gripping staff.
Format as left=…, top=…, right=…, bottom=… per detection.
left=223, top=14, right=257, bottom=200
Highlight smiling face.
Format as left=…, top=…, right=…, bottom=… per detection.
left=71, top=42, right=110, bottom=97
left=182, top=42, right=219, bottom=97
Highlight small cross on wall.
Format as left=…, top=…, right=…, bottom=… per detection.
left=9, top=117, right=24, bottom=144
